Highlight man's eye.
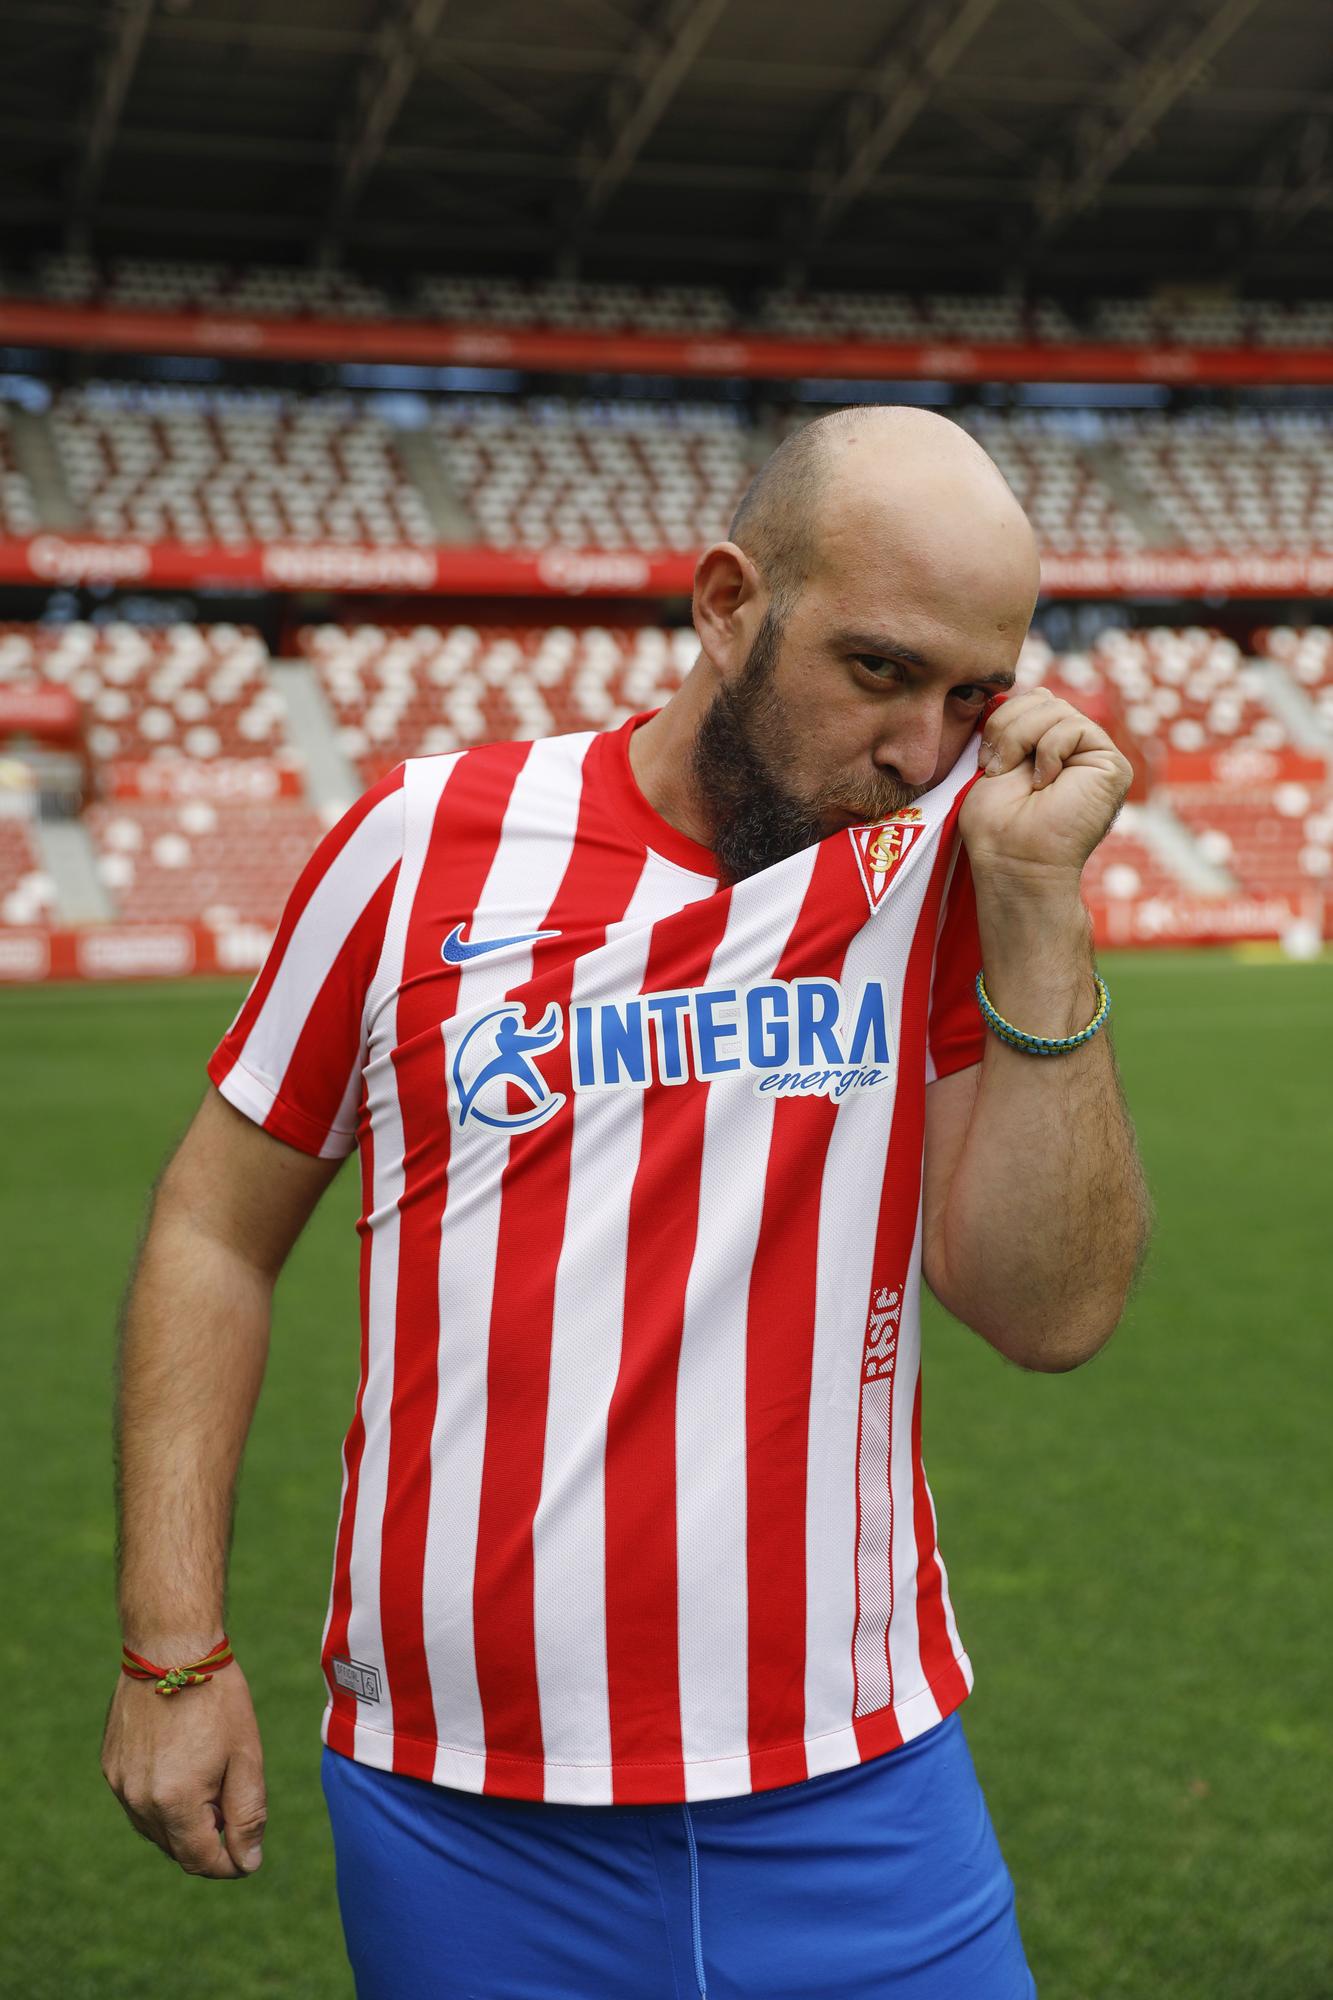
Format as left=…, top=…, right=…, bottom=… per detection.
left=953, top=686, right=991, bottom=706
left=854, top=655, right=903, bottom=679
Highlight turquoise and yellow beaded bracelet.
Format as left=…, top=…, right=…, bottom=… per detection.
left=976, top=971, right=1110, bottom=1055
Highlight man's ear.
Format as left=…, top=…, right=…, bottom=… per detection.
left=692, top=542, right=764, bottom=682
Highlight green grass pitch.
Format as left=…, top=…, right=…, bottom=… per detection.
left=2, top=951, right=1329, bottom=1999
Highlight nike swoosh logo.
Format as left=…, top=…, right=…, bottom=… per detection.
left=441, top=922, right=562, bottom=965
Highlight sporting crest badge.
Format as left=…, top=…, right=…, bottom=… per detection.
left=849, top=808, right=925, bottom=911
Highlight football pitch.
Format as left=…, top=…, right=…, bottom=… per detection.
left=3, top=950, right=1329, bottom=2000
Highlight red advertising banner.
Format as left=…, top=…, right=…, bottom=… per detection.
left=1155, top=745, right=1330, bottom=787
left=0, top=535, right=699, bottom=596
left=0, top=920, right=272, bottom=983
left=1088, top=893, right=1324, bottom=948
left=1, top=535, right=1332, bottom=601
left=0, top=681, right=82, bottom=737
left=105, top=757, right=305, bottom=801
left=4, top=893, right=1324, bottom=983
left=5, top=297, right=1333, bottom=387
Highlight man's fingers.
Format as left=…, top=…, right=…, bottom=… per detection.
left=981, top=690, right=1110, bottom=777
left=1030, top=719, right=1088, bottom=788
left=149, top=1791, right=247, bottom=1878
left=218, top=1750, right=268, bottom=1875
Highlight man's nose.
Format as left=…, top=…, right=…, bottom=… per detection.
left=876, top=701, right=946, bottom=788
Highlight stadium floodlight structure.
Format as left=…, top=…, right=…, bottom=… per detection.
left=1030, top=0, right=1268, bottom=240
left=775, top=0, right=1005, bottom=287
left=66, top=0, right=155, bottom=250
left=319, top=0, right=451, bottom=266
left=562, top=0, right=733, bottom=254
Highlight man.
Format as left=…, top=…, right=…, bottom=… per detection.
left=102, top=406, right=1150, bottom=1998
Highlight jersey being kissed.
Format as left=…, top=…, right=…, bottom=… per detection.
left=208, top=710, right=987, bottom=1806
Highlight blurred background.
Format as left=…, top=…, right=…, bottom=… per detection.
left=0, top=2, right=1328, bottom=1996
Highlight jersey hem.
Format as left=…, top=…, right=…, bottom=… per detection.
left=317, top=1650, right=973, bottom=1806
left=207, top=1049, right=354, bottom=1160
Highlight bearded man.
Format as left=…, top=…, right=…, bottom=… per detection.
left=103, top=405, right=1149, bottom=2000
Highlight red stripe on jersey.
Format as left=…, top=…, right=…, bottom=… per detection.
left=603, top=885, right=735, bottom=1804
left=380, top=742, right=532, bottom=1778
left=210, top=761, right=405, bottom=1092
left=262, top=860, right=401, bottom=1154
left=743, top=837, right=865, bottom=1788
left=324, top=1085, right=378, bottom=1757
left=928, top=832, right=985, bottom=1081
left=470, top=772, right=650, bottom=1795
left=851, top=819, right=961, bottom=1757
left=910, top=1369, right=969, bottom=1711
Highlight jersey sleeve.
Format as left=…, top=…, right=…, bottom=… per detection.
left=206, top=763, right=406, bottom=1159
left=926, top=837, right=985, bottom=1083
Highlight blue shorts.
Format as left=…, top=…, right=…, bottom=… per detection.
left=321, top=1713, right=1036, bottom=1999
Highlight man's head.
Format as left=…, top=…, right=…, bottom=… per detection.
left=689, top=405, right=1041, bottom=880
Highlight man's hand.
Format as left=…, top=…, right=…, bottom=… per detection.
left=101, top=1656, right=267, bottom=1879
left=960, top=689, right=1133, bottom=885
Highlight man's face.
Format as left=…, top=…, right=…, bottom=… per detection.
left=692, top=554, right=1029, bottom=882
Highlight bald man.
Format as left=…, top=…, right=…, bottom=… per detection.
left=103, top=406, right=1149, bottom=1999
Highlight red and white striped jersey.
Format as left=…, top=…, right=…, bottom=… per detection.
left=208, top=710, right=988, bottom=1805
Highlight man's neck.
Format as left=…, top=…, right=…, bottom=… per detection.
left=626, top=662, right=718, bottom=850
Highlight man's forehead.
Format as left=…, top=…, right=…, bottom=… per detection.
left=805, top=510, right=1036, bottom=660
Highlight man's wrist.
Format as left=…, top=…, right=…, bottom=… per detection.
left=972, top=872, right=1098, bottom=1042
left=120, top=1622, right=227, bottom=1661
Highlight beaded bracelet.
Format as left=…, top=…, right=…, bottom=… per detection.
left=976, top=971, right=1110, bottom=1055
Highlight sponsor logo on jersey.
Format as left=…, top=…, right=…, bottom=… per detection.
left=452, top=1001, right=567, bottom=1131
left=441, top=921, right=562, bottom=964
left=849, top=808, right=925, bottom=910
left=447, top=977, right=897, bottom=1131
left=863, top=1283, right=903, bottom=1384
left=330, top=1656, right=382, bottom=1703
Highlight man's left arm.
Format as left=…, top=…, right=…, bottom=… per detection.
left=922, top=691, right=1153, bottom=1372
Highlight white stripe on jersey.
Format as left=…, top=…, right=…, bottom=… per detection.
left=224, top=784, right=403, bottom=1155
left=532, top=850, right=717, bottom=1803
left=343, top=757, right=459, bottom=1763
left=673, top=844, right=819, bottom=1801
left=422, top=733, right=595, bottom=1788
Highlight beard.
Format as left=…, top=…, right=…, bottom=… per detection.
left=689, top=609, right=926, bottom=882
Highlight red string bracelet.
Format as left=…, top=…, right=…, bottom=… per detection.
left=121, top=1635, right=234, bottom=1694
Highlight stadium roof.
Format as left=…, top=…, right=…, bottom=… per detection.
left=2, top=0, right=1332, bottom=296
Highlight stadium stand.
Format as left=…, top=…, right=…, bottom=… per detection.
left=1016, top=626, right=1293, bottom=756
left=414, top=275, right=735, bottom=333
left=11, top=257, right=1333, bottom=352
left=83, top=796, right=326, bottom=928
left=0, top=403, right=39, bottom=536
left=955, top=413, right=1145, bottom=555
left=1258, top=627, right=1333, bottom=735
left=0, top=621, right=295, bottom=766
left=0, top=814, right=55, bottom=927
left=29, top=252, right=394, bottom=321
left=1111, top=412, right=1333, bottom=553
left=300, top=622, right=698, bottom=781
left=48, top=386, right=436, bottom=547
left=435, top=400, right=753, bottom=553
left=1167, top=785, right=1333, bottom=899
left=0, top=607, right=1328, bottom=947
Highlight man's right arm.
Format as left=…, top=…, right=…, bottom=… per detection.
left=101, top=1087, right=342, bottom=1879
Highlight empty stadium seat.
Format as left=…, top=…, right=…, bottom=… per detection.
left=48, top=386, right=435, bottom=547
left=299, top=622, right=699, bottom=781
left=0, top=621, right=296, bottom=767
left=1256, top=626, right=1333, bottom=736
left=1112, top=412, right=1333, bottom=553
left=85, top=798, right=325, bottom=926
left=0, top=815, right=55, bottom=926
left=0, top=403, right=39, bottom=536
left=437, top=400, right=751, bottom=552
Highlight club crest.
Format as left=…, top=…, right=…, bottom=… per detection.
left=849, top=809, right=925, bottom=910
